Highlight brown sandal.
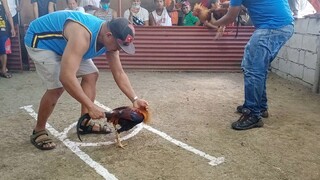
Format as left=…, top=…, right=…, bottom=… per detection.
left=76, top=113, right=112, bottom=141
left=30, top=130, right=56, bottom=150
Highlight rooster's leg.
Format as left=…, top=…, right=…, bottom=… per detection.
left=115, top=132, right=126, bottom=149
left=113, top=124, right=126, bottom=149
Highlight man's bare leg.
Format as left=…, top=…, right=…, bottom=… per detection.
left=33, top=88, right=64, bottom=149
left=80, top=72, right=101, bottom=132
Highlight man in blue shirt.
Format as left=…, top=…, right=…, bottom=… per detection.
left=205, top=0, right=294, bottom=130
left=25, top=11, right=149, bottom=150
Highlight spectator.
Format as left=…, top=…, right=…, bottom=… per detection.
left=65, top=0, right=85, bottom=13
left=150, top=0, right=172, bottom=26
left=124, top=0, right=149, bottom=26
left=181, top=1, right=200, bottom=26
left=288, top=0, right=317, bottom=18
left=31, top=0, right=56, bottom=18
left=79, top=0, right=100, bottom=14
left=0, top=0, right=16, bottom=78
left=205, top=0, right=294, bottom=130
left=165, top=0, right=179, bottom=25
left=79, top=0, right=100, bottom=8
left=8, top=0, right=19, bottom=25
left=93, top=0, right=117, bottom=22
left=175, top=0, right=187, bottom=25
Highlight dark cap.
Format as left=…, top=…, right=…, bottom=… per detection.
left=107, top=18, right=135, bottom=54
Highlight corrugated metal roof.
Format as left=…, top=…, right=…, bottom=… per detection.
left=27, top=25, right=255, bottom=72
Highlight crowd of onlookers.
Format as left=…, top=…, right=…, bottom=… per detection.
left=0, top=0, right=318, bottom=79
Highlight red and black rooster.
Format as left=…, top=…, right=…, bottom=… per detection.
left=77, top=106, right=150, bottom=148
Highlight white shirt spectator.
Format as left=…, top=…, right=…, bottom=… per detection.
left=65, top=7, right=85, bottom=13
left=8, top=0, right=17, bottom=17
left=123, top=7, right=149, bottom=25
left=79, top=0, right=100, bottom=8
left=151, top=8, right=172, bottom=26
left=79, top=0, right=100, bottom=14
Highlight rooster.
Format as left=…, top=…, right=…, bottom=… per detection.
left=193, top=3, right=228, bottom=39
left=77, top=106, right=150, bottom=148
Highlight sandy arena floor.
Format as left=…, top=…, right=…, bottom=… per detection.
left=0, top=71, right=319, bottom=180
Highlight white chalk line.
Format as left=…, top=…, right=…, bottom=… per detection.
left=22, top=100, right=224, bottom=177
left=143, top=125, right=225, bottom=166
left=93, top=100, right=224, bottom=166
left=71, top=100, right=144, bottom=147
left=20, top=105, right=117, bottom=180
left=73, top=124, right=143, bottom=147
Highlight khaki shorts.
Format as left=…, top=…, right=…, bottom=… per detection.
left=25, top=46, right=99, bottom=90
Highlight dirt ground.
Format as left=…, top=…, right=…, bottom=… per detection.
left=0, top=70, right=319, bottom=180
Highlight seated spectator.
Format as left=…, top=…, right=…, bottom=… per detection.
left=181, top=1, right=200, bottom=26
left=31, top=0, right=56, bottom=18
left=93, top=0, right=117, bottom=22
left=150, top=0, right=172, bottom=26
left=165, top=0, right=179, bottom=25
left=176, top=0, right=188, bottom=25
left=65, top=0, right=85, bottom=13
left=79, top=0, right=100, bottom=14
left=124, top=0, right=149, bottom=26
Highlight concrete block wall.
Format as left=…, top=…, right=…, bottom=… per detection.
left=271, top=17, right=320, bottom=93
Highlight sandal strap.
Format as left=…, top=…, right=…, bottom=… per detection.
left=35, top=135, right=53, bottom=145
left=100, top=124, right=112, bottom=133
left=30, top=130, right=55, bottom=150
left=78, top=114, right=92, bottom=132
left=31, top=130, right=48, bottom=139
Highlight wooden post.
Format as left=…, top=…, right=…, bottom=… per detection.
left=118, top=0, right=122, bottom=17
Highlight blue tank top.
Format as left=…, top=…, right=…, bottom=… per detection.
left=24, top=11, right=106, bottom=60
left=230, top=0, right=294, bottom=29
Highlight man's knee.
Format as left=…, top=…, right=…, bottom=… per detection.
left=82, top=72, right=99, bottom=84
left=46, top=87, right=64, bottom=100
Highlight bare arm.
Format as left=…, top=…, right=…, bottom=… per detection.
left=60, top=22, right=104, bottom=119
left=195, top=19, right=201, bottom=26
left=32, top=2, right=39, bottom=18
left=107, top=51, right=148, bottom=108
left=48, top=2, right=55, bottom=13
left=144, top=20, right=149, bottom=26
left=2, top=0, right=15, bottom=37
left=149, top=13, right=155, bottom=26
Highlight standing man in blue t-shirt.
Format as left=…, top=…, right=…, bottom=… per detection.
left=205, top=0, right=294, bottom=130
left=31, top=0, right=56, bottom=18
